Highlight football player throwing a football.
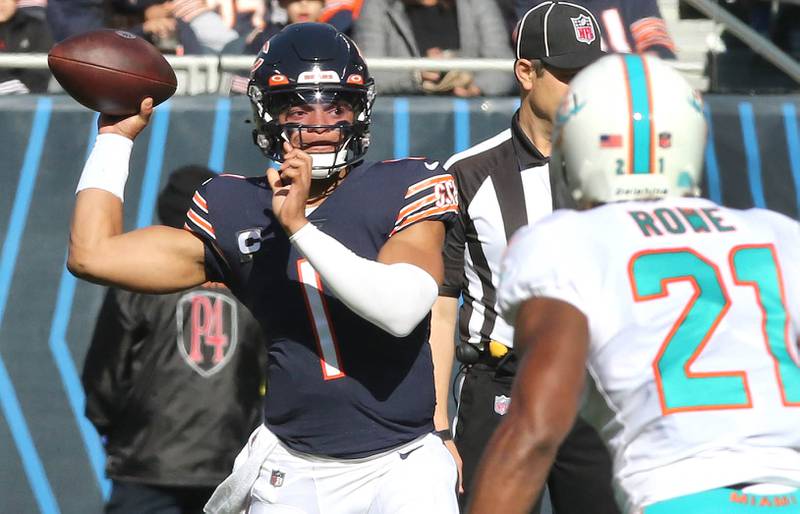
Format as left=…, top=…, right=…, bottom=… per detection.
left=68, top=23, right=459, bottom=514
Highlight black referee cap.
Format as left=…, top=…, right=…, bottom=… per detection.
left=516, top=1, right=605, bottom=69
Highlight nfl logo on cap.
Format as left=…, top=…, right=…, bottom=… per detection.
left=571, top=15, right=596, bottom=44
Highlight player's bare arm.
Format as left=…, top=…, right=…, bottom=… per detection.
left=430, top=295, right=464, bottom=491
left=430, top=297, right=458, bottom=431
left=377, top=217, right=444, bottom=283
left=68, top=98, right=207, bottom=292
left=466, top=297, right=589, bottom=514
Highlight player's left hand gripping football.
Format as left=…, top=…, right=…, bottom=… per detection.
left=267, top=141, right=312, bottom=235
left=98, top=97, right=154, bottom=141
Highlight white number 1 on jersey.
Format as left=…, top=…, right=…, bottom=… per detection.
left=297, top=259, right=346, bottom=380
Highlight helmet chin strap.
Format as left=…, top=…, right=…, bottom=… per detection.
left=309, top=146, right=350, bottom=179
left=279, top=130, right=355, bottom=180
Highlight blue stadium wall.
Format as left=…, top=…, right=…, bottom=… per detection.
left=0, top=93, right=799, bottom=513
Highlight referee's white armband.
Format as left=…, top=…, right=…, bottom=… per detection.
left=76, top=133, right=134, bottom=201
left=290, top=223, right=439, bottom=337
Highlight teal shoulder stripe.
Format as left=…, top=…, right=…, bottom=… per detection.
left=624, top=55, right=653, bottom=174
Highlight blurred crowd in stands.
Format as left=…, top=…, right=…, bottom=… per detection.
left=0, top=0, right=798, bottom=95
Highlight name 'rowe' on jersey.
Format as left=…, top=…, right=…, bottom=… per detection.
left=498, top=197, right=800, bottom=512
left=185, top=158, right=458, bottom=459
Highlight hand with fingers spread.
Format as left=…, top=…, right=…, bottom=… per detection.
left=99, top=97, right=154, bottom=141
left=267, top=141, right=313, bottom=235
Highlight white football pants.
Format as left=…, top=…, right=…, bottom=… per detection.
left=245, top=428, right=458, bottom=514
left=205, top=425, right=458, bottom=514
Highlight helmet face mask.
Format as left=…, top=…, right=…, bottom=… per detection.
left=553, top=54, right=707, bottom=205
left=247, top=23, right=376, bottom=179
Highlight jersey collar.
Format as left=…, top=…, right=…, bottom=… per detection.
left=511, top=110, right=549, bottom=171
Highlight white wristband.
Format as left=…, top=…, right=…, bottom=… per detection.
left=290, top=222, right=439, bottom=337
left=76, top=133, right=133, bottom=201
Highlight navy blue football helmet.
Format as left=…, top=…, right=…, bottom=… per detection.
left=247, top=23, right=376, bottom=178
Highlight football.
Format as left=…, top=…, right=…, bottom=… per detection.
left=48, top=29, right=177, bottom=116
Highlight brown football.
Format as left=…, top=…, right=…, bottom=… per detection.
left=48, top=29, right=177, bottom=116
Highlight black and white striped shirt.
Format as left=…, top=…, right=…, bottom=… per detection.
left=441, top=112, right=574, bottom=349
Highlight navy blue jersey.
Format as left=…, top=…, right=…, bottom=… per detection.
left=185, top=159, right=458, bottom=458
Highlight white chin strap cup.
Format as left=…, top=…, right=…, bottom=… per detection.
left=280, top=131, right=353, bottom=179
left=309, top=144, right=351, bottom=179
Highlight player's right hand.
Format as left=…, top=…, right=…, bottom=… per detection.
left=98, top=97, right=154, bottom=141
left=267, top=141, right=312, bottom=235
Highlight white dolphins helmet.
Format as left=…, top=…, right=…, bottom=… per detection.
left=552, top=53, right=707, bottom=204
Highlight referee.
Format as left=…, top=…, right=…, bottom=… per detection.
left=430, top=2, right=620, bottom=513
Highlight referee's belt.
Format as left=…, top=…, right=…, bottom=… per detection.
left=456, top=340, right=512, bottom=366
left=476, top=341, right=512, bottom=366
left=478, top=341, right=517, bottom=375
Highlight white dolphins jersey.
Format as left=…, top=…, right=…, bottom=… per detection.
left=497, top=197, right=800, bottom=513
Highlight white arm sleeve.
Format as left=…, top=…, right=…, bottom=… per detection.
left=289, top=222, right=439, bottom=337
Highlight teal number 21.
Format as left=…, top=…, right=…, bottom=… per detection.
left=629, top=245, right=800, bottom=414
